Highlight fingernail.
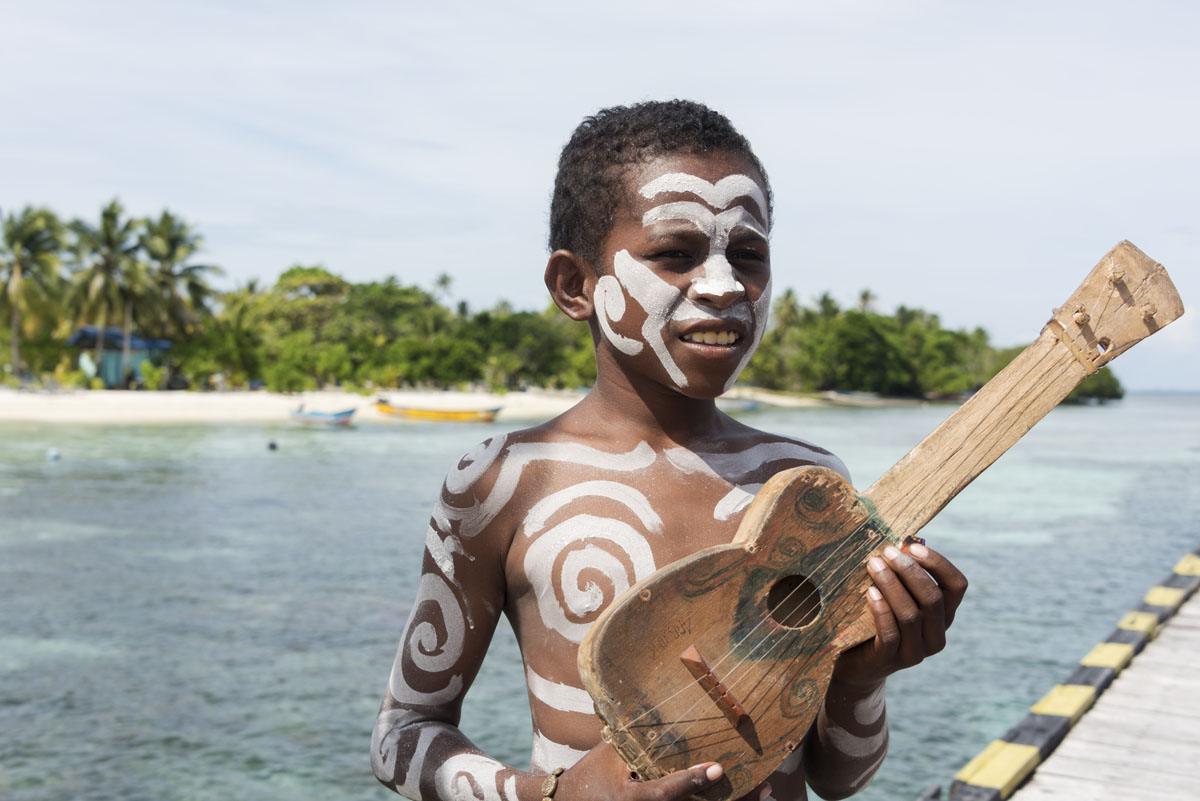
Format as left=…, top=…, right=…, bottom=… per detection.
left=884, top=546, right=913, bottom=566
left=867, top=586, right=883, bottom=602
left=705, top=764, right=724, bottom=782
left=868, top=556, right=886, bottom=573
left=909, top=543, right=929, bottom=558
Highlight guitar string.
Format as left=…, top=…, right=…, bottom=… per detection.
left=632, top=517, right=883, bottom=743
left=643, top=537, right=888, bottom=762
left=653, top=530, right=883, bottom=751
left=645, top=535, right=885, bottom=764
left=731, top=529, right=888, bottom=715
left=648, top=532, right=892, bottom=757
left=622, top=515, right=879, bottom=734
left=643, top=530, right=886, bottom=760
left=616, top=516, right=876, bottom=731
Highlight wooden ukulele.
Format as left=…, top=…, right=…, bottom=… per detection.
left=578, top=241, right=1184, bottom=800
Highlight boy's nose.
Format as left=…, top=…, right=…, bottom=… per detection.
left=690, top=254, right=745, bottom=308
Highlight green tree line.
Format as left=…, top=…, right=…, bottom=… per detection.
left=1, top=201, right=1122, bottom=402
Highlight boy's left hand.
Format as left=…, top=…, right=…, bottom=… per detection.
left=832, top=543, right=968, bottom=687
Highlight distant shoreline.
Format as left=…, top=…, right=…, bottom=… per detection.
left=0, top=386, right=934, bottom=425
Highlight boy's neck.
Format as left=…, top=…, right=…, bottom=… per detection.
left=581, top=363, right=728, bottom=449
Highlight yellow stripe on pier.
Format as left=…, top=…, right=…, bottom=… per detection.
left=1079, top=642, right=1134, bottom=671
left=1029, top=685, right=1095, bottom=724
left=954, top=740, right=1041, bottom=795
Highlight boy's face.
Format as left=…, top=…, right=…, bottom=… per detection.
left=592, top=151, right=772, bottom=398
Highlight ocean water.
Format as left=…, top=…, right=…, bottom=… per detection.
left=0, top=393, right=1197, bottom=801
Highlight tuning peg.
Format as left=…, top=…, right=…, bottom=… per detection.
left=1141, top=303, right=1157, bottom=320
left=1072, top=305, right=1090, bottom=326
left=1108, top=265, right=1125, bottom=287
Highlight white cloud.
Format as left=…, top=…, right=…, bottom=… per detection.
left=2, top=0, right=1195, bottom=387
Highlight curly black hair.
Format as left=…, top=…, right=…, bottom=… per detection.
left=549, top=99, right=771, bottom=267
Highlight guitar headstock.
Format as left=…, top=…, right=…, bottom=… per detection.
left=1047, top=240, right=1184, bottom=370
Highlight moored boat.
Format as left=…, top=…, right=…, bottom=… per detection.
left=290, top=404, right=356, bottom=426
left=374, top=398, right=501, bottom=423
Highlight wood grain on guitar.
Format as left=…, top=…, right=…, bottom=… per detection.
left=579, top=241, right=1185, bottom=800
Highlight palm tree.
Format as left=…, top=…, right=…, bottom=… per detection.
left=857, top=288, right=876, bottom=313
left=140, top=210, right=222, bottom=338
left=68, top=200, right=143, bottom=381
left=2, top=207, right=64, bottom=376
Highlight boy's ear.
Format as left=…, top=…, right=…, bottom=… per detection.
left=544, top=249, right=595, bottom=322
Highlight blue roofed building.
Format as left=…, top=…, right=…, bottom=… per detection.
left=67, top=326, right=172, bottom=388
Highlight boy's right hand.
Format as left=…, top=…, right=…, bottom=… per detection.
left=554, top=743, right=724, bottom=801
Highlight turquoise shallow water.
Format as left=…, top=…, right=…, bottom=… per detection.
left=1, top=393, right=1197, bottom=801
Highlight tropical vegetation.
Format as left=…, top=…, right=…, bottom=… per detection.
left=0, top=200, right=1123, bottom=403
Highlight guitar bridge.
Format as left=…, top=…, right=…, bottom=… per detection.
left=679, top=644, right=762, bottom=754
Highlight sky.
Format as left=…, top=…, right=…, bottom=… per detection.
left=2, top=1, right=1197, bottom=389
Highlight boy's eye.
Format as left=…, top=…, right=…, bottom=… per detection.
left=730, top=248, right=766, bottom=263
left=649, top=249, right=693, bottom=261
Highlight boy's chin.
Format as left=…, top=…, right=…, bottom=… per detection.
left=671, top=373, right=738, bottom=400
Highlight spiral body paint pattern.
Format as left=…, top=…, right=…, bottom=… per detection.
left=375, top=429, right=870, bottom=800
left=387, top=572, right=468, bottom=707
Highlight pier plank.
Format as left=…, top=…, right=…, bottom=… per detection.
left=1012, top=592, right=1200, bottom=801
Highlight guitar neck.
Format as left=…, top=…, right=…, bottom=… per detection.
left=862, top=240, right=1183, bottom=540
left=862, top=330, right=1083, bottom=541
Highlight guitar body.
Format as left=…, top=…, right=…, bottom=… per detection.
left=580, top=466, right=894, bottom=799
left=579, top=241, right=1185, bottom=800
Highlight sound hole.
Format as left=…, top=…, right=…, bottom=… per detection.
left=767, top=574, right=821, bottom=628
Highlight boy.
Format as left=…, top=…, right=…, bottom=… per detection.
left=371, top=100, right=967, bottom=801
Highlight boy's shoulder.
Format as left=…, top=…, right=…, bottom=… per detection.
left=692, top=416, right=851, bottom=483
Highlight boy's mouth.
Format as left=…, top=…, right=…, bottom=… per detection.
left=680, top=330, right=742, bottom=347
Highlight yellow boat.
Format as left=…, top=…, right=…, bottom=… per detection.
left=374, top=398, right=501, bottom=423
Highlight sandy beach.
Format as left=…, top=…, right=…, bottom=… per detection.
left=0, top=386, right=846, bottom=425
left=0, top=388, right=587, bottom=425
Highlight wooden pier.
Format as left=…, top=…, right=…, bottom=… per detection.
left=1012, top=590, right=1199, bottom=800
left=945, top=549, right=1200, bottom=801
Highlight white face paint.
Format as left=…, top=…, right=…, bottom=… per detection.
left=595, top=171, right=771, bottom=392
left=639, top=172, right=769, bottom=227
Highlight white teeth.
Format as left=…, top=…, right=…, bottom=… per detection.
left=682, top=331, right=741, bottom=345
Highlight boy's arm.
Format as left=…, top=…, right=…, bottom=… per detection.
left=800, top=544, right=967, bottom=800
left=371, top=446, right=544, bottom=801
left=373, top=445, right=732, bottom=801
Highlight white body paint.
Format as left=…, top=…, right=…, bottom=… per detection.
left=434, top=753, right=513, bottom=801
left=596, top=171, right=771, bottom=391
left=524, top=513, right=657, bottom=642
left=530, top=731, right=589, bottom=772
left=388, top=572, right=467, bottom=707
left=666, top=440, right=836, bottom=520
left=825, top=723, right=888, bottom=759
left=525, top=664, right=595, bottom=714
left=372, top=715, right=444, bottom=795
left=852, top=683, right=886, bottom=726
left=522, top=479, right=662, bottom=537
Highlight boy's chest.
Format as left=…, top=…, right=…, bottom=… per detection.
left=502, top=449, right=768, bottom=638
